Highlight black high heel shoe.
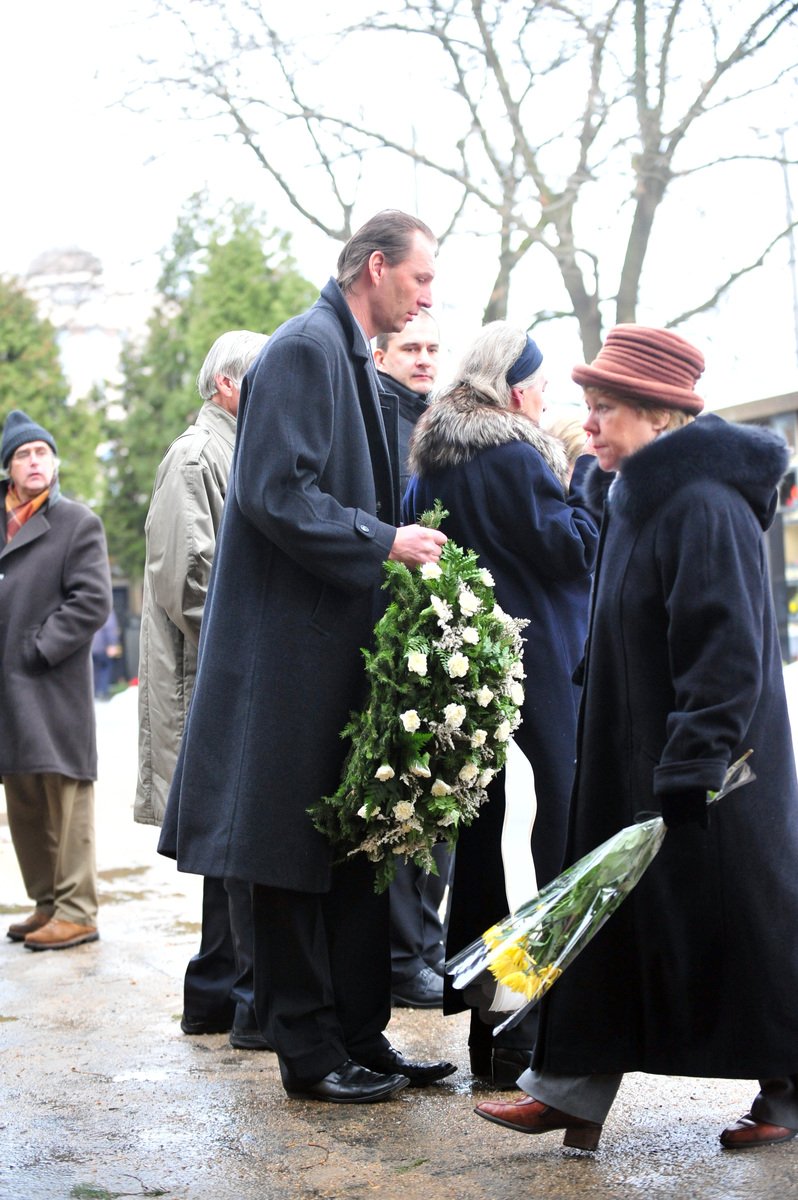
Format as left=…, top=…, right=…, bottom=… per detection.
left=469, top=1044, right=532, bottom=1088
left=469, top=1043, right=492, bottom=1078
left=490, top=1047, right=532, bottom=1089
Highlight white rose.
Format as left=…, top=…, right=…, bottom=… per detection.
left=509, top=681, right=525, bottom=706
left=476, top=686, right=494, bottom=706
left=431, top=779, right=453, bottom=797
left=495, top=720, right=511, bottom=742
left=400, top=709, right=421, bottom=732
left=393, top=801, right=415, bottom=821
left=374, top=764, right=395, bottom=781
left=357, top=804, right=369, bottom=818
left=458, top=588, right=482, bottom=616
left=461, top=626, right=479, bottom=645
left=479, top=568, right=495, bottom=587
left=447, top=653, right=470, bottom=679
left=478, top=769, right=495, bottom=787
left=458, top=761, right=479, bottom=784
left=420, top=562, right=442, bottom=580
left=410, top=761, right=432, bottom=778
left=471, top=728, right=487, bottom=747
left=407, top=650, right=428, bottom=676
left=443, top=703, right=467, bottom=729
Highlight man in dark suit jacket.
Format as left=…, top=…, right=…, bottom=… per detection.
left=159, top=211, right=455, bottom=1103
left=374, top=312, right=455, bottom=1009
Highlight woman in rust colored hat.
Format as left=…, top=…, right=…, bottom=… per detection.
left=473, top=325, right=798, bottom=1151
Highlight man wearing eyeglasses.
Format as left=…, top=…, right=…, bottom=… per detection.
left=0, top=409, right=112, bottom=950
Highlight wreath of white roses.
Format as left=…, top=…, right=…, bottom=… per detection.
left=309, top=504, right=527, bottom=892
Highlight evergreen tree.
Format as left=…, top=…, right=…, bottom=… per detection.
left=101, top=200, right=316, bottom=581
left=0, top=276, right=101, bottom=502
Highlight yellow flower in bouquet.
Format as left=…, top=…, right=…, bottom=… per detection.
left=447, top=753, right=754, bottom=1031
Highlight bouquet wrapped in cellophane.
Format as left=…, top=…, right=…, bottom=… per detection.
left=309, top=503, right=528, bottom=893
left=446, top=752, right=754, bottom=1034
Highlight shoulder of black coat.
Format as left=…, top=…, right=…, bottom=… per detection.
left=612, top=412, right=788, bottom=529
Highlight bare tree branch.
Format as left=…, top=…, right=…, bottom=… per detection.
left=666, top=220, right=798, bottom=326
left=125, top=0, right=798, bottom=356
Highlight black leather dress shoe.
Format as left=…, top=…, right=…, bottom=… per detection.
left=285, top=1059, right=410, bottom=1103
left=358, top=1045, right=457, bottom=1086
left=391, top=966, right=444, bottom=1008
left=180, top=1014, right=233, bottom=1035
left=229, top=1027, right=274, bottom=1051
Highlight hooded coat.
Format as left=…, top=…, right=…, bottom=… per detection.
left=158, top=279, right=400, bottom=893
left=0, top=479, right=112, bottom=780
left=535, top=412, right=798, bottom=1079
left=404, top=392, right=600, bottom=1004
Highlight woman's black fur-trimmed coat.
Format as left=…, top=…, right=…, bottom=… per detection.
left=534, top=412, right=798, bottom=1079
left=404, top=392, right=600, bottom=999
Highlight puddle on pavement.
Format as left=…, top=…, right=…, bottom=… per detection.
left=99, top=888, right=159, bottom=904
left=170, top=920, right=201, bottom=935
left=112, top=1067, right=172, bottom=1083
left=98, top=866, right=150, bottom=882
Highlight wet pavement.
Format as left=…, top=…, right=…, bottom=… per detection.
left=2, top=687, right=798, bottom=1199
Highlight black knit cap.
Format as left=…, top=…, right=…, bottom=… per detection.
left=1, top=409, right=58, bottom=469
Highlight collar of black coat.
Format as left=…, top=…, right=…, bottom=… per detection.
left=376, top=370, right=429, bottom=419
left=407, top=385, right=569, bottom=487
left=586, top=411, right=788, bottom=531
left=320, top=277, right=372, bottom=361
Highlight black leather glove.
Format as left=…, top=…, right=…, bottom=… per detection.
left=660, top=789, right=709, bottom=830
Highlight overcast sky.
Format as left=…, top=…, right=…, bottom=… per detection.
left=3, top=1, right=798, bottom=412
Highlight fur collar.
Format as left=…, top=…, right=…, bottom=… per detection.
left=586, top=412, right=788, bottom=530
left=409, top=388, right=569, bottom=487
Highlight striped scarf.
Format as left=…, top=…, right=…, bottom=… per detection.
left=5, top=484, right=50, bottom=543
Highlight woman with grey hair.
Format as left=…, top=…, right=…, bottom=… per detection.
left=403, top=321, right=600, bottom=1087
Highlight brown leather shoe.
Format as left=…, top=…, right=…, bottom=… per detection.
left=7, top=911, right=52, bottom=942
left=24, top=918, right=99, bottom=951
left=475, top=1095, right=602, bottom=1150
left=720, top=1112, right=797, bottom=1149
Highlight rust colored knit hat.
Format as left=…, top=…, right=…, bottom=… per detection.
left=572, top=325, right=705, bottom=415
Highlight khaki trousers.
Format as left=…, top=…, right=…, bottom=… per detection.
left=3, top=772, right=98, bottom=925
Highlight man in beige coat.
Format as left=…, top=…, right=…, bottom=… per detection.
left=135, top=329, right=268, bottom=1048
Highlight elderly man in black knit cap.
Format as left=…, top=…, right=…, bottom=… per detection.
left=1, top=409, right=112, bottom=950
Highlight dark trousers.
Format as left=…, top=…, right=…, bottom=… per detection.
left=183, top=876, right=258, bottom=1033
left=252, top=856, right=391, bottom=1089
left=390, top=843, right=453, bottom=982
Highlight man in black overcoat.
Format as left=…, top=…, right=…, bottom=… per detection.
left=159, top=211, right=455, bottom=1102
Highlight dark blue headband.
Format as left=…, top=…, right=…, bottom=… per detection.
left=506, top=335, right=543, bottom=387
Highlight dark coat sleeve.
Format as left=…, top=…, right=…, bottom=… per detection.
left=480, top=443, right=599, bottom=581
left=235, top=329, right=396, bottom=594
left=652, top=481, right=765, bottom=796
left=33, top=509, right=112, bottom=668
